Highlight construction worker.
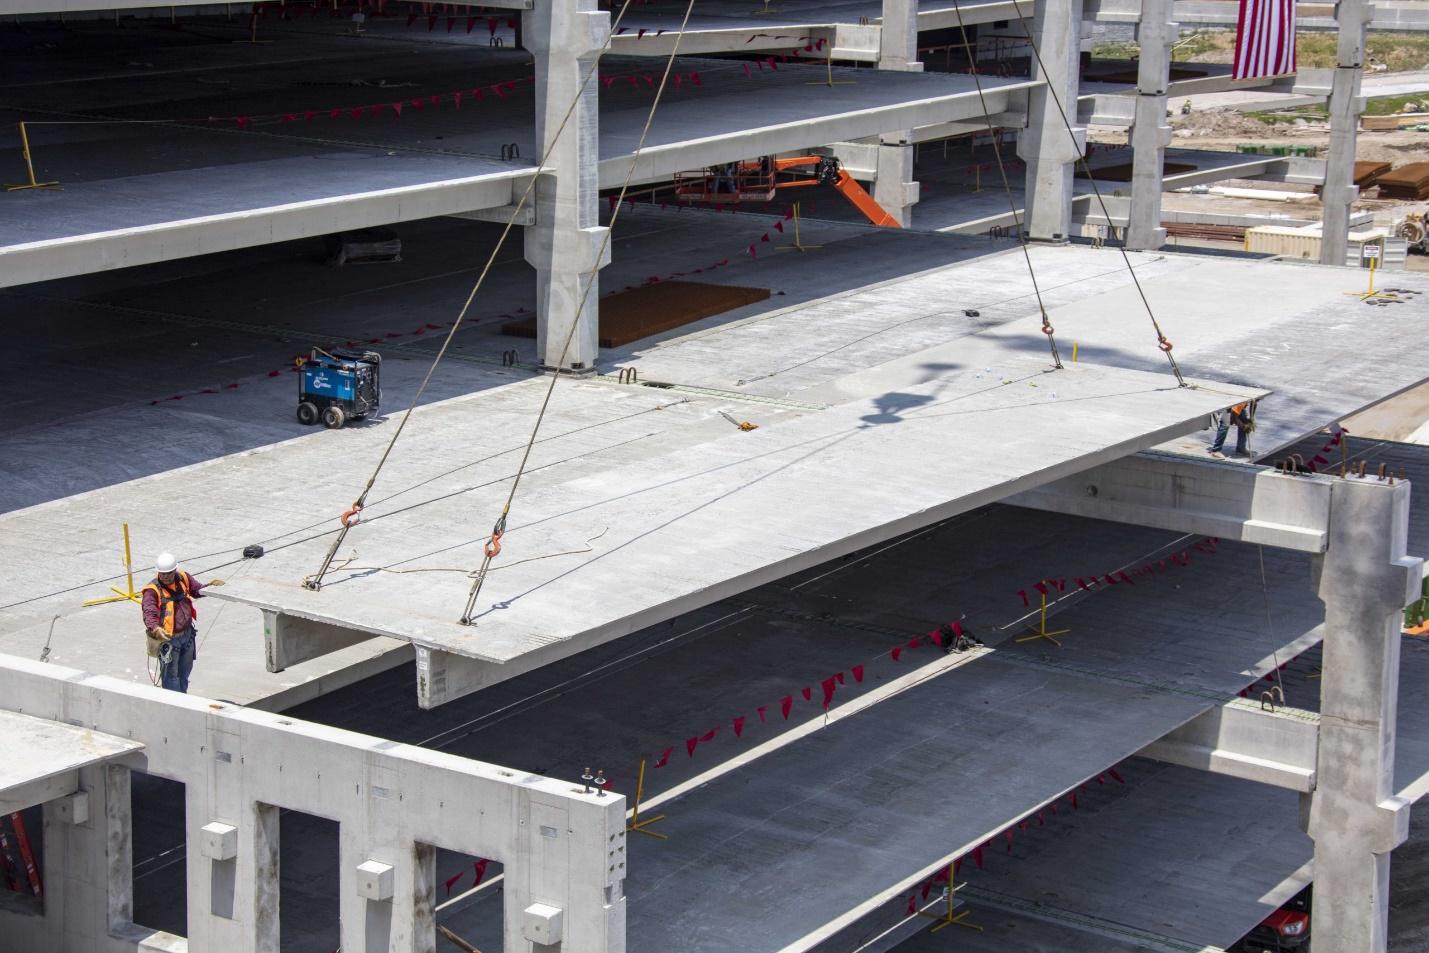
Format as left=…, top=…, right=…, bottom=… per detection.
left=141, top=553, right=223, bottom=693
left=1210, top=401, right=1255, bottom=458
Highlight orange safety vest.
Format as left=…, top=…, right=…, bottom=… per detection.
left=142, top=572, right=198, bottom=636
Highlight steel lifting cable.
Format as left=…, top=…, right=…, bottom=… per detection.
left=303, top=0, right=642, bottom=591
left=1256, top=544, right=1289, bottom=706
left=459, top=0, right=700, bottom=625
left=1004, top=0, right=1187, bottom=387
left=949, top=0, right=1062, bottom=371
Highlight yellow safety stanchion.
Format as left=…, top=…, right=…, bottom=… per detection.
left=626, top=758, right=668, bottom=840
left=5, top=123, right=61, bottom=192
left=917, top=864, right=983, bottom=933
left=82, top=523, right=145, bottom=607
left=1014, top=587, right=1071, bottom=647
left=805, top=44, right=856, bottom=87
left=1344, top=245, right=1397, bottom=302
left=776, top=202, right=822, bottom=254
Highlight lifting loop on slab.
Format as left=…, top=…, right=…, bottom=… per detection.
left=340, top=503, right=364, bottom=528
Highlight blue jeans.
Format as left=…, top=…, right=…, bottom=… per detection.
left=1210, top=415, right=1248, bottom=455
left=159, top=626, right=196, bottom=693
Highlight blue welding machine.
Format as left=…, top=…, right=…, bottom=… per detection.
left=296, top=349, right=381, bottom=429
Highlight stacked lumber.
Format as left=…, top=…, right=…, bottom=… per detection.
left=1378, top=163, right=1429, bottom=200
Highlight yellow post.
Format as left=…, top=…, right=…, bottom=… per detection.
left=918, top=863, right=983, bottom=933
left=806, top=43, right=855, bottom=87
left=626, top=758, right=668, bottom=840
left=81, top=524, right=145, bottom=607
left=777, top=202, right=823, bottom=253
left=5, top=122, right=62, bottom=192
left=1072, top=341, right=1079, bottom=363
left=971, top=164, right=982, bottom=193
left=1014, top=587, right=1072, bottom=647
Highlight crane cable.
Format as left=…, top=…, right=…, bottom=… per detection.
left=302, top=0, right=642, bottom=591
left=1004, top=0, right=1187, bottom=386
left=949, top=0, right=1063, bottom=371
left=459, top=0, right=700, bottom=625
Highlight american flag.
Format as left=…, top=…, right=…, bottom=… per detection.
left=1232, top=0, right=1298, bottom=79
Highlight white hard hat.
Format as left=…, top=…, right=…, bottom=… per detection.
left=155, top=552, right=178, bottom=574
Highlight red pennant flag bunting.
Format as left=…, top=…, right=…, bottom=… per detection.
left=733, top=716, right=746, bottom=737
left=780, top=695, right=793, bottom=719
left=654, top=746, right=673, bottom=768
left=852, top=664, right=865, bottom=683
left=472, top=858, right=489, bottom=887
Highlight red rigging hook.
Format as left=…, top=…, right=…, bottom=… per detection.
left=1041, top=321, right=1055, bottom=336
left=1157, top=338, right=1174, bottom=353
left=339, top=503, right=364, bottom=528
left=484, top=529, right=504, bottom=559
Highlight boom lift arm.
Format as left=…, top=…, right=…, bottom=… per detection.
left=672, top=154, right=902, bottom=228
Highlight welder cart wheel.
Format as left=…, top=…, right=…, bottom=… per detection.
left=297, top=401, right=320, bottom=426
left=322, top=405, right=347, bottom=429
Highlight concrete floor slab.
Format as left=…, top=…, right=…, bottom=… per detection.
left=211, top=360, right=1255, bottom=688
left=1, top=19, right=1037, bottom=284
left=0, top=709, right=143, bottom=811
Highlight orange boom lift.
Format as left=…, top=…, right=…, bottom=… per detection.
left=674, top=154, right=902, bottom=228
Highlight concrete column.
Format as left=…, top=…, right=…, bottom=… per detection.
left=338, top=832, right=435, bottom=953
left=1306, top=477, right=1422, bottom=953
left=501, top=789, right=628, bottom=953
left=29, top=765, right=133, bottom=952
left=1126, top=0, right=1176, bottom=250
left=873, top=0, right=921, bottom=226
left=186, top=718, right=281, bottom=953
left=1016, top=0, right=1087, bottom=241
left=1320, top=0, right=1370, bottom=265
left=523, top=0, right=611, bottom=373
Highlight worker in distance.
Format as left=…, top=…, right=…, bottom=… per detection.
left=141, top=553, right=224, bottom=693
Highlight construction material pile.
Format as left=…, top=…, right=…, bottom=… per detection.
left=1378, top=163, right=1429, bottom=200
left=1317, top=161, right=1393, bottom=197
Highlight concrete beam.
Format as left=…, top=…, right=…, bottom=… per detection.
left=1007, top=451, right=1334, bottom=553
left=0, top=655, right=628, bottom=953
left=262, top=609, right=374, bottom=673
left=613, top=82, right=1035, bottom=188
left=1139, top=700, right=1320, bottom=792
left=1172, top=0, right=1429, bottom=30
left=449, top=203, right=536, bottom=226
left=0, top=770, right=78, bottom=815
left=8, top=0, right=528, bottom=11
left=0, top=172, right=520, bottom=290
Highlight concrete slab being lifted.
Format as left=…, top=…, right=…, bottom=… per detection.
left=216, top=359, right=1259, bottom=707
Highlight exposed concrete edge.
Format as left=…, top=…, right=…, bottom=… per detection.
left=963, top=883, right=1232, bottom=953
left=242, top=641, right=414, bottom=713
left=0, top=170, right=525, bottom=289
